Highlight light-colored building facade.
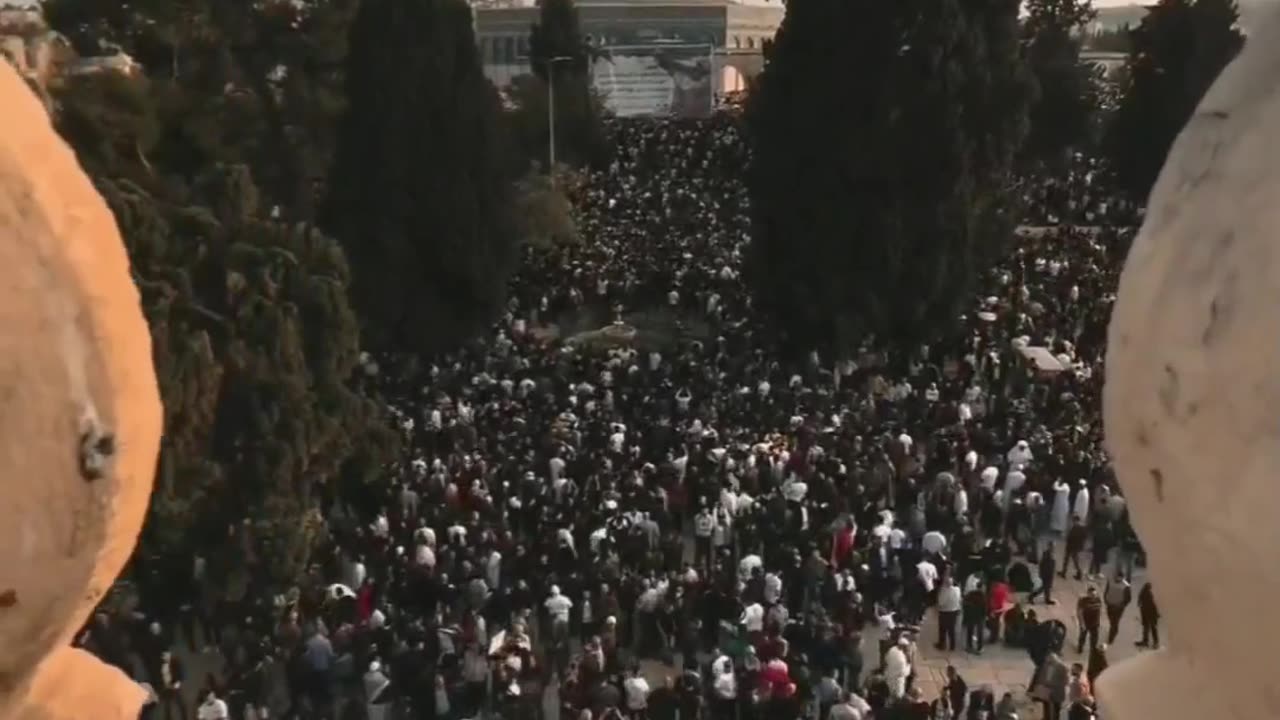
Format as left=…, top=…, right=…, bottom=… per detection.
left=473, top=0, right=783, bottom=97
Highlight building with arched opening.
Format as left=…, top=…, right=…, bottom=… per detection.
left=472, top=0, right=783, bottom=116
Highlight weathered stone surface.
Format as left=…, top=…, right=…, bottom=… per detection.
left=1102, top=7, right=1280, bottom=720
left=0, top=61, right=161, bottom=719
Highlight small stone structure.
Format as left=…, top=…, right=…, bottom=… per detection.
left=0, top=61, right=161, bottom=720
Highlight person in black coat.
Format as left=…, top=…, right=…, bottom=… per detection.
left=1028, top=545, right=1057, bottom=604
left=153, top=650, right=187, bottom=720
left=1086, top=644, right=1109, bottom=687
left=1062, top=519, right=1088, bottom=581
left=961, top=582, right=986, bottom=654
left=1136, top=582, right=1161, bottom=649
left=944, top=665, right=968, bottom=719
left=1006, top=560, right=1034, bottom=594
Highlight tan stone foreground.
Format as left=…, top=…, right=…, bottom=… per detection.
left=0, top=62, right=161, bottom=719
left=1102, top=4, right=1280, bottom=719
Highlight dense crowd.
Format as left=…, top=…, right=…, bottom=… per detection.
left=79, top=115, right=1156, bottom=720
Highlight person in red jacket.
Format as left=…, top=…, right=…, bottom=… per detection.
left=831, top=519, right=856, bottom=569
left=987, top=578, right=1012, bottom=643
left=355, top=578, right=376, bottom=624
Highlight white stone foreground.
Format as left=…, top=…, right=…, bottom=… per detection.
left=1101, top=5, right=1280, bottom=720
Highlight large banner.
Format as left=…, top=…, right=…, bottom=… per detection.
left=591, top=44, right=714, bottom=118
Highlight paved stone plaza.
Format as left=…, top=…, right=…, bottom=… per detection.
left=902, top=568, right=1153, bottom=708
left=626, top=562, right=1157, bottom=716
left=172, top=560, right=1158, bottom=718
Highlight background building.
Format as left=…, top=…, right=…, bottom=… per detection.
left=473, top=0, right=784, bottom=115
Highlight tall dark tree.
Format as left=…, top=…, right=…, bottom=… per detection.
left=1021, top=0, right=1103, bottom=169
left=524, top=0, right=607, bottom=169
left=97, top=165, right=396, bottom=596
left=746, top=0, right=1032, bottom=357
left=321, top=0, right=520, bottom=355
left=44, top=0, right=357, bottom=219
left=1106, top=0, right=1243, bottom=202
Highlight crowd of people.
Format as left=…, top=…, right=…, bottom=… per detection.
left=77, top=114, right=1157, bottom=720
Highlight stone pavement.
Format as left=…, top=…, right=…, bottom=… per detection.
left=905, top=569, right=1154, bottom=708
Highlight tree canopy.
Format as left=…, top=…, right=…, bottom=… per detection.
left=43, top=0, right=356, bottom=219
left=99, top=165, right=396, bottom=594
left=1105, top=0, right=1243, bottom=202
left=746, top=0, right=1032, bottom=358
left=1021, top=0, right=1103, bottom=169
left=320, top=0, right=521, bottom=355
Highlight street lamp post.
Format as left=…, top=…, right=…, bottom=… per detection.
left=545, top=55, right=574, bottom=180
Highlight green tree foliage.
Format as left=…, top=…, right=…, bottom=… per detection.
left=43, top=0, right=357, bottom=218
left=513, top=170, right=580, bottom=248
left=1021, top=0, right=1103, bottom=169
left=52, top=72, right=161, bottom=180
left=746, top=0, right=1032, bottom=357
left=525, top=0, right=607, bottom=168
left=1106, top=0, right=1243, bottom=202
left=99, top=165, right=396, bottom=591
left=321, top=0, right=520, bottom=355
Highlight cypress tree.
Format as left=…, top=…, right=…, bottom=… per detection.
left=1106, top=0, right=1243, bottom=202
left=1021, top=0, right=1103, bottom=170
left=99, top=165, right=396, bottom=592
left=747, top=0, right=1032, bottom=358
left=321, top=0, right=520, bottom=354
left=523, top=0, right=606, bottom=169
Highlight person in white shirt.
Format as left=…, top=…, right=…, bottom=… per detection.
left=1007, top=439, right=1033, bottom=468
left=486, top=549, right=503, bottom=590
left=887, top=525, right=906, bottom=550
left=371, top=511, right=390, bottom=539
left=364, top=661, right=393, bottom=720
left=412, top=540, right=436, bottom=569
left=447, top=522, right=467, bottom=545
left=742, top=601, right=765, bottom=633
left=709, top=652, right=739, bottom=717
left=694, top=506, right=715, bottom=568
left=953, top=482, right=970, bottom=518
left=1073, top=479, right=1091, bottom=524
left=921, top=529, right=948, bottom=557
left=935, top=576, right=963, bottom=651
left=544, top=585, right=573, bottom=626
left=346, top=554, right=367, bottom=590
left=884, top=638, right=912, bottom=700
left=557, top=527, right=577, bottom=554
left=829, top=697, right=860, bottom=720
left=197, top=690, right=229, bottom=720
left=623, top=667, right=650, bottom=714
left=916, top=558, right=938, bottom=594
left=763, top=571, right=783, bottom=605
left=981, top=466, right=1000, bottom=491
left=847, top=691, right=872, bottom=717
